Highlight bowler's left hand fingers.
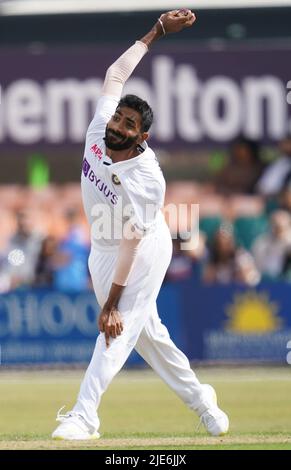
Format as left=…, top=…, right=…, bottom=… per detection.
left=105, top=330, right=110, bottom=348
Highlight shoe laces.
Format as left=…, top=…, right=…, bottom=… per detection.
left=56, top=406, right=79, bottom=423
left=56, top=405, right=94, bottom=435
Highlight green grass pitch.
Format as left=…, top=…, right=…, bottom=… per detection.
left=0, top=366, right=291, bottom=450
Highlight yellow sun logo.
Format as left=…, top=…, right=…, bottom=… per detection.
left=226, top=291, right=282, bottom=334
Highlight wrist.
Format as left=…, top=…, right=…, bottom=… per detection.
left=157, top=18, right=166, bottom=36
left=104, top=283, right=125, bottom=310
left=140, top=23, right=164, bottom=48
left=104, top=300, right=117, bottom=311
left=153, top=21, right=165, bottom=39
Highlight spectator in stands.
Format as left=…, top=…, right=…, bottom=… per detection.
left=252, top=210, right=291, bottom=280
left=53, top=208, right=90, bottom=292
left=34, top=236, right=58, bottom=287
left=203, top=223, right=260, bottom=285
left=282, top=249, right=291, bottom=282
left=166, top=232, right=206, bottom=282
left=278, top=180, right=291, bottom=212
left=165, top=238, right=194, bottom=282
left=0, top=256, right=11, bottom=293
left=0, top=210, right=42, bottom=291
left=215, top=136, right=264, bottom=195
left=256, top=135, right=291, bottom=196
left=234, top=249, right=261, bottom=286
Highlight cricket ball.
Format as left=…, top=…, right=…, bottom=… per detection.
left=177, top=8, right=190, bottom=16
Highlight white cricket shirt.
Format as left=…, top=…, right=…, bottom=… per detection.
left=81, top=95, right=166, bottom=249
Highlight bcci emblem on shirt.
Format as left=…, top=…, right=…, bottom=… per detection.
left=112, top=174, right=121, bottom=185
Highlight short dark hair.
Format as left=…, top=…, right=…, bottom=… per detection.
left=118, top=94, right=154, bottom=133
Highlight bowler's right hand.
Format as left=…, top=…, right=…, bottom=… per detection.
left=159, top=9, right=196, bottom=34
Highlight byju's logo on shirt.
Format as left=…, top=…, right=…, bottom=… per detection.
left=83, top=158, right=91, bottom=176
left=82, top=158, right=118, bottom=205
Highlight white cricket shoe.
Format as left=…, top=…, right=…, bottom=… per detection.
left=198, top=384, right=229, bottom=437
left=52, top=407, right=100, bottom=441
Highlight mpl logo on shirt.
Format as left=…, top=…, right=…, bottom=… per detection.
left=90, top=144, right=103, bottom=160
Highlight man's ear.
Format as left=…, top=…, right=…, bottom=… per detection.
left=141, top=132, right=149, bottom=142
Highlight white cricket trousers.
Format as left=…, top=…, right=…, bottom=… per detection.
left=73, top=220, right=206, bottom=432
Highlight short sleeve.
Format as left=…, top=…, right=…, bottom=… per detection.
left=119, top=172, right=165, bottom=233
left=87, top=95, right=119, bottom=137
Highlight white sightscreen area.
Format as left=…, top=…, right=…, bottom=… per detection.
left=1, top=0, right=291, bottom=16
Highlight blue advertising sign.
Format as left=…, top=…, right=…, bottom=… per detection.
left=0, top=285, right=181, bottom=365
left=0, top=289, right=99, bottom=364
left=0, top=281, right=291, bottom=365
left=180, top=281, right=291, bottom=362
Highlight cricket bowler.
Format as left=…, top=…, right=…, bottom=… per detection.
left=52, top=9, right=229, bottom=440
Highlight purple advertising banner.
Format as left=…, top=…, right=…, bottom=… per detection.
left=0, top=43, right=291, bottom=149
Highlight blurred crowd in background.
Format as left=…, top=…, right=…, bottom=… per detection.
left=1, top=134, right=291, bottom=294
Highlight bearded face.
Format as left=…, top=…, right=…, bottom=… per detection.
left=104, top=126, right=139, bottom=151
